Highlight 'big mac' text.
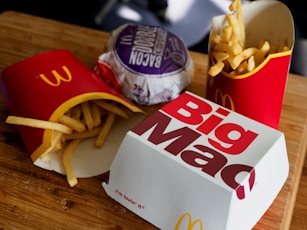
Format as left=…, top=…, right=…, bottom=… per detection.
left=131, top=92, right=259, bottom=200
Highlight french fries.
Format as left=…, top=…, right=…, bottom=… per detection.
left=6, top=116, right=73, bottom=134
left=62, top=139, right=81, bottom=187
left=95, top=112, right=116, bottom=148
left=5, top=99, right=134, bottom=187
left=208, top=0, right=290, bottom=77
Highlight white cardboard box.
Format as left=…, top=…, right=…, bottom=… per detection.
left=103, top=91, right=289, bottom=230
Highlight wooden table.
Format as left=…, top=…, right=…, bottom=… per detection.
left=0, top=11, right=306, bottom=230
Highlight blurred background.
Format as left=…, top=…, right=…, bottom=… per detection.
left=0, top=0, right=306, bottom=76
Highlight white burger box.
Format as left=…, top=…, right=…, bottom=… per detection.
left=103, top=91, right=289, bottom=230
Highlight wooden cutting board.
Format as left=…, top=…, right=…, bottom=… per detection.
left=0, top=11, right=306, bottom=230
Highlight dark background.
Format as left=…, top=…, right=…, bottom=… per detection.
left=0, top=0, right=306, bottom=74
left=1, top=0, right=306, bottom=44
left=0, top=1, right=103, bottom=30
left=0, top=0, right=306, bottom=49
left=0, top=0, right=211, bottom=53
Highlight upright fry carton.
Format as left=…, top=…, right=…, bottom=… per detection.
left=103, top=91, right=289, bottom=229
left=206, top=0, right=294, bottom=129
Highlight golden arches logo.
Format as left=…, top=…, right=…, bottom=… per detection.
left=38, top=65, right=72, bottom=86
left=214, top=89, right=235, bottom=111
left=174, top=213, right=203, bottom=230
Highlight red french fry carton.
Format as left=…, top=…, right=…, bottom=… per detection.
left=206, top=0, right=294, bottom=129
left=103, top=91, right=289, bottom=229
left=0, top=49, right=142, bottom=177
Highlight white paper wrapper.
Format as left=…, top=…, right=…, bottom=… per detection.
left=95, top=24, right=193, bottom=105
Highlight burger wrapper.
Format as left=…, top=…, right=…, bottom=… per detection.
left=0, top=49, right=142, bottom=175
left=94, top=24, right=194, bottom=105
left=206, top=0, right=294, bottom=129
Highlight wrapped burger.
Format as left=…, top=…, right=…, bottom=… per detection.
left=94, top=24, right=194, bottom=105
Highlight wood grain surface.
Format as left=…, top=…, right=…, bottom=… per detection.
left=0, top=11, right=306, bottom=230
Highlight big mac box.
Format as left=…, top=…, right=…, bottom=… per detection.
left=103, top=91, right=289, bottom=229
left=206, top=0, right=294, bottom=129
left=0, top=49, right=143, bottom=185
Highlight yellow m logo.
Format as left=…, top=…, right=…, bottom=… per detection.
left=174, top=213, right=203, bottom=230
left=38, top=65, right=72, bottom=86
left=214, top=89, right=235, bottom=111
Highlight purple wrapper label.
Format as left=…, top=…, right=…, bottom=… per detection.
left=114, top=25, right=189, bottom=76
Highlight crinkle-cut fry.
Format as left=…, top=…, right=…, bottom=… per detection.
left=59, top=114, right=86, bottom=133
left=81, top=101, right=94, bottom=130
left=5, top=115, right=72, bottom=134
left=93, top=100, right=128, bottom=118
left=62, top=139, right=81, bottom=187
left=65, top=125, right=102, bottom=140
left=95, top=112, right=116, bottom=148
left=208, top=61, right=225, bottom=77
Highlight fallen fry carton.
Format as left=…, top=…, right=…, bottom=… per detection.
left=0, top=49, right=142, bottom=182
left=103, top=91, right=289, bottom=229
